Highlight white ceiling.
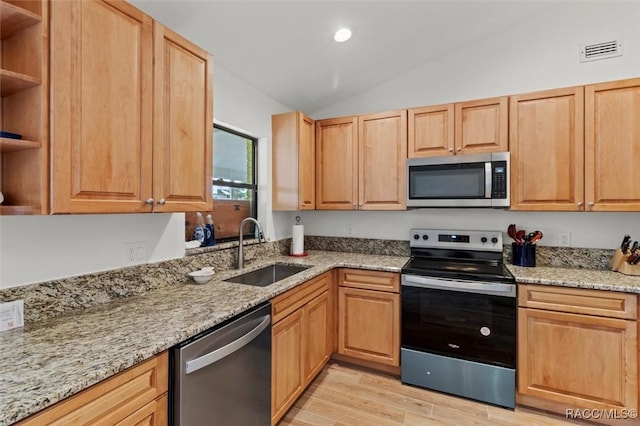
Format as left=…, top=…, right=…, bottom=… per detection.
left=132, top=1, right=560, bottom=114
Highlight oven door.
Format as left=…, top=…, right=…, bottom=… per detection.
left=401, top=274, right=516, bottom=368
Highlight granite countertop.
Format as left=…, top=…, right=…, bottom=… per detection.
left=0, top=251, right=407, bottom=426
left=4, top=248, right=640, bottom=425
left=507, top=264, right=640, bottom=293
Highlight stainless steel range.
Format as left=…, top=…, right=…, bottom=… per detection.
left=401, top=228, right=516, bottom=408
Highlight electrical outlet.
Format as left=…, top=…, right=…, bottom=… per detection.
left=558, top=232, right=571, bottom=247
left=0, top=300, right=24, bottom=332
left=124, top=241, right=146, bottom=265
left=346, top=225, right=353, bottom=237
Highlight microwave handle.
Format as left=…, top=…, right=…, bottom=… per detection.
left=485, top=162, right=492, bottom=198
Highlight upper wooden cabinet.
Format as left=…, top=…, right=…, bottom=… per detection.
left=152, top=22, right=213, bottom=213
left=50, top=0, right=212, bottom=213
left=315, top=116, right=359, bottom=209
left=408, top=96, right=508, bottom=158
left=272, top=111, right=315, bottom=211
left=316, top=110, right=407, bottom=210
left=585, top=78, right=640, bottom=211
left=1, top=0, right=49, bottom=214
left=511, top=78, right=640, bottom=212
left=509, top=87, right=584, bottom=211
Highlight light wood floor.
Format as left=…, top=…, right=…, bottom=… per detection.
left=279, top=362, right=587, bottom=426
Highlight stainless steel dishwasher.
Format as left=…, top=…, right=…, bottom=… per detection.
left=170, top=302, right=271, bottom=425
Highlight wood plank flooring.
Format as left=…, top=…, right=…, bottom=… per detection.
left=279, top=362, right=587, bottom=426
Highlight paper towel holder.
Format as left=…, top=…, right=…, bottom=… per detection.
left=289, top=216, right=308, bottom=257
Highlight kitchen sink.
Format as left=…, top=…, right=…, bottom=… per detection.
left=225, top=264, right=310, bottom=287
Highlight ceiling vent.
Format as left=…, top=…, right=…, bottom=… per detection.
left=580, top=39, right=623, bottom=62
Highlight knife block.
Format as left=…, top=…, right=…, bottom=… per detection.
left=617, top=262, right=640, bottom=276
left=609, top=249, right=629, bottom=271
left=610, top=249, right=640, bottom=275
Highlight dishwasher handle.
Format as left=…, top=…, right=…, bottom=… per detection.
left=185, top=314, right=271, bottom=375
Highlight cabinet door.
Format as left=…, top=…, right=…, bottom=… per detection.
left=358, top=110, right=407, bottom=210
left=455, top=96, right=508, bottom=155
left=272, top=309, right=304, bottom=425
left=338, top=287, right=400, bottom=366
left=298, top=113, right=316, bottom=210
left=50, top=0, right=153, bottom=213
left=518, top=308, right=637, bottom=411
left=116, top=395, right=167, bottom=426
left=408, top=104, right=454, bottom=158
left=315, top=116, right=358, bottom=209
left=585, top=78, right=640, bottom=211
left=272, top=112, right=314, bottom=211
left=153, top=23, right=213, bottom=212
left=510, top=87, right=584, bottom=211
left=304, top=291, right=331, bottom=384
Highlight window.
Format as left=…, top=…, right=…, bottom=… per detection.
left=211, top=124, right=258, bottom=241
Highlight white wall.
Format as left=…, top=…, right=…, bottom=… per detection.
left=0, top=64, right=293, bottom=289
left=304, top=1, right=640, bottom=249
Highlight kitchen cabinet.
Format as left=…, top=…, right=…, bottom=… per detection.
left=316, top=110, right=407, bottom=210
left=272, top=111, right=315, bottom=211
left=408, top=96, right=508, bottom=158
left=1, top=0, right=49, bottom=214
left=585, top=77, right=640, bottom=211
left=511, top=77, right=640, bottom=212
left=517, top=284, right=638, bottom=415
left=17, top=352, right=168, bottom=425
left=50, top=0, right=212, bottom=213
left=270, top=271, right=333, bottom=425
left=509, top=87, right=584, bottom=210
left=337, top=269, right=400, bottom=368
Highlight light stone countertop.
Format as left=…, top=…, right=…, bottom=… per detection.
left=507, top=264, right=640, bottom=293
left=4, top=250, right=640, bottom=425
left=0, top=251, right=407, bottom=426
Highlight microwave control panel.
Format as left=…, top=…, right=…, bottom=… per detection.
left=491, top=161, right=508, bottom=199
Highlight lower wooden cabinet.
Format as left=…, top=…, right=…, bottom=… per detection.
left=271, top=272, right=333, bottom=425
left=18, top=352, right=168, bottom=425
left=517, top=285, right=638, bottom=415
left=337, top=269, right=400, bottom=368
left=272, top=308, right=305, bottom=424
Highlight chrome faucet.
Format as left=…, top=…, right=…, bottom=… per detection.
left=237, top=217, right=265, bottom=269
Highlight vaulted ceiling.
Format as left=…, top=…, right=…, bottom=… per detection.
left=132, top=1, right=560, bottom=114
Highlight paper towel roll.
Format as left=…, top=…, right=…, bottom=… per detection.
left=292, top=224, right=304, bottom=255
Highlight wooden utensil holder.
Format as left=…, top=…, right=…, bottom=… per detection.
left=610, top=249, right=640, bottom=276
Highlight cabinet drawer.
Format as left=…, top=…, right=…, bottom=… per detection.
left=18, top=352, right=168, bottom=426
left=518, top=284, right=637, bottom=320
left=271, top=272, right=329, bottom=323
left=338, top=268, right=400, bottom=293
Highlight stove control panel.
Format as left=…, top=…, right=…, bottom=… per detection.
left=410, top=229, right=503, bottom=252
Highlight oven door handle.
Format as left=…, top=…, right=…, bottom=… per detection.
left=402, top=275, right=516, bottom=297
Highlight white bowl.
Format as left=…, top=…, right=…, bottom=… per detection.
left=189, top=270, right=215, bottom=284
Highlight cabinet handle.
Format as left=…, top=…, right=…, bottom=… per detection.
left=145, top=198, right=154, bottom=205
left=457, top=148, right=462, bottom=152
left=448, top=148, right=453, bottom=152
left=157, top=198, right=166, bottom=205
left=588, top=201, right=594, bottom=208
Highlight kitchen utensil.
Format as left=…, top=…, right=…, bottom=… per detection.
left=515, top=230, right=526, bottom=244
left=630, top=241, right=638, bottom=254
left=622, top=237, right=632, bottom=254
left=620, top=235, right=631, bottom=250
left=529, top=231, right=543, bottom=244
left=631, top=253, right=640, bottom=265
left=507, top=224, right=517, bottom=242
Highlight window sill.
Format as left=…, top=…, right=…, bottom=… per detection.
left=185, top=238, right=264, bottom=256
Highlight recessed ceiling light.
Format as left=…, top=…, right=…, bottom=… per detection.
left=334, top=28, right=352, bottom=43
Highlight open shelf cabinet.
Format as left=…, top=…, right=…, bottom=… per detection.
left=1, top=0, right=48, bottom=215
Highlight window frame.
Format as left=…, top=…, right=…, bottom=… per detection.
left=212, top=123, right=259, bottom=242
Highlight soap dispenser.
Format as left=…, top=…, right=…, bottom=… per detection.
left=205, top=214, right=215, bottom=246
left=193, top=212, right=206, bottom=246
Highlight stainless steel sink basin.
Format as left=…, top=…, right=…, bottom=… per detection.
left=225, top=264, right=310, bottom=287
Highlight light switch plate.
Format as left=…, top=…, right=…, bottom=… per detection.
left=0, top=300, right=24, bottom=332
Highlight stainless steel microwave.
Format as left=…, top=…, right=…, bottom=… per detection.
left=407, top=152, right=510, bottom=208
